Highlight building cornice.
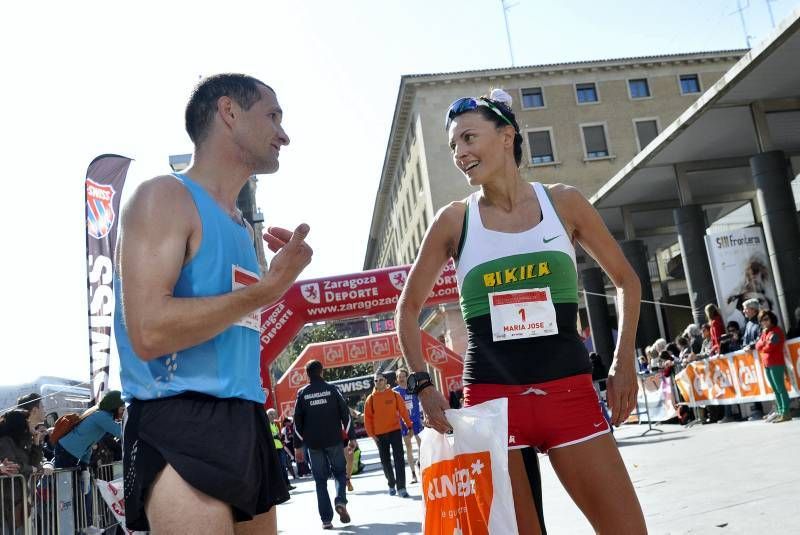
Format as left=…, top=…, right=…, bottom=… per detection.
left=404, top=50, right=747, bottom=84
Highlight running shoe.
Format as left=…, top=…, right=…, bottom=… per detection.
left=410, top=474, right=418, bottom=484
left=335, top=503, right=351, bottom=524
left=388, top=487, right=397, bottom=496
left=287, top=484, right=296, bottom=490
left=398, top=488, right=409, bottom=498
left=346, top=478, right=354, bottom=491
left=322, top=522, right=333, bottom=530
left=764, top=411, right=779, bottom=422
left=773, top=414, right=792, bottom=423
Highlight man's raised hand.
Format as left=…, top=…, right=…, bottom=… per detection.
left=263, top=223, right=313, bottom=294
left=264, top=226, right=295, bottom=252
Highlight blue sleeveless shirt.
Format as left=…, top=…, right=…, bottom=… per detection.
left=115, top=173, right=266, bottom=403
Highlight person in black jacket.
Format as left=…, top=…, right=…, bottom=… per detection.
left=293, top=360, right=356, bottom=530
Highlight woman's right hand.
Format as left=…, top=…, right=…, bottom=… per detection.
left=419, top=387, right=452, bottom=434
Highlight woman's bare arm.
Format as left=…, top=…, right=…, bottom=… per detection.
left=396, top=202, right=464, bottom=433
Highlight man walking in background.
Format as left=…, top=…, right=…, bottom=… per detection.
left=365, top=372, right=413, bottom=497
left=293, top=360, right=355, bottom=530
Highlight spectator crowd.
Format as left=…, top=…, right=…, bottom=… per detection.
left=635, top=298, right=800, bottom=425
left=0, top=390, right=124, bottom=532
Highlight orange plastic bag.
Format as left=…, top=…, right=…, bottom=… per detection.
left=419, top=398, right=518, bottom=534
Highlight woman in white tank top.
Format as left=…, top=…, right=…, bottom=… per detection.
left=397, top=89, right=646, bottom=534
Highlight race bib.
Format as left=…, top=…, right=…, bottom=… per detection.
left=232, top=265, right=261, bottom=331
left=488, top=287, right=558, bottom=342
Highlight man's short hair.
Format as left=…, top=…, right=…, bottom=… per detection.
left=743, top=298, right=760, bottom=311
left=374, top=371, right=386, bottom=380
left=185, top=73, right=271, bottom=145
left=17, top=393, right=41, bottom=411
left=395, top=368, right=408, bottom=377
left=305, top=359, right=323, bottom=380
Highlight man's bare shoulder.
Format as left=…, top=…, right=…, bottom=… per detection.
left=124, top=175, right=194, bottom=219
left=130, top=174, right=190, bottom=204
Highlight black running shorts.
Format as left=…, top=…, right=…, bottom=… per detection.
left=122, top=392, right=289, bottom=531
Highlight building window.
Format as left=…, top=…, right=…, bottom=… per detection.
left=628, top=78, right=650, bottom=99
left=526, top=129, right=555, bottom=164
left=581, top=124, right=610, bottom=159
left=634, top=119, right=659, bottom=151
left=576, top=82, right=599, bottom=104
left=521, top=87, right=545, bottom=109
left=679, top=74, right=701, bottom=94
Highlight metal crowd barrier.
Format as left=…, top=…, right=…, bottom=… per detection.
left=1, top=472, right=28, bottom=534
left=1, top=462, right=122, bottom=535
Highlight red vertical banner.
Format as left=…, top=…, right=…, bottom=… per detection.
left=85, top=155, right=132, bottom=403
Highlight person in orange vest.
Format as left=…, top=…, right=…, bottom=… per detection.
left=364, top=372, right=413, bottom=497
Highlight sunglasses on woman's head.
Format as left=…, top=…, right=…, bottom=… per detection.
left=445, top=97, right=514, bottom=130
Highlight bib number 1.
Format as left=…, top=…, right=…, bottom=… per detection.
left=488, top=287, right=558, bottom=342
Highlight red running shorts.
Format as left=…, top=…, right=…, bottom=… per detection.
left=463, top=373, right=610, bottom=453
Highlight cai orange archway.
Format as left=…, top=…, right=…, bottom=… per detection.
left=273, top=330, right=463, bottom=417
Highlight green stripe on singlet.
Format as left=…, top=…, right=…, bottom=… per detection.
left=460, top=250, right=578, bottom=321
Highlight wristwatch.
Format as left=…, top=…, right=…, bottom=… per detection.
left=407, top=371, right=433, bottom=395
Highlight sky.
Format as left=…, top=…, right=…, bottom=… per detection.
left=1, top=0, right=798, bottom=388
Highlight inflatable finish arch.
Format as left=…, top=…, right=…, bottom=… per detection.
left=274, top=330, right=464, bottom=417
left=258, top=261, right=460, bottom=407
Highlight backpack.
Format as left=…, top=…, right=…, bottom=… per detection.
left=50, top=406, right=96, bottom=444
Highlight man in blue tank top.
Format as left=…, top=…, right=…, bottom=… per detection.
left=115, top=73, right=312, bottom=534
